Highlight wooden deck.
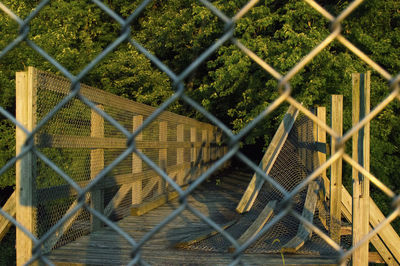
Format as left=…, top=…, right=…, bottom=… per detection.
left=48, top=169, right=338, bottom=265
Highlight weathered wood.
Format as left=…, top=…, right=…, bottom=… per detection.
left=352, top=72, right=370, bottom=266
left=32, top=68, right=213, bottom=131
left=90, top=105, right=104, bottom=231
left=237, top=105, right=299, bottom=213
left=43, top=194, right=91, bottom=253
left=330, top=95, right=343, bottom=244
left=282, top=180, right=320, bottom=253
left=103, top=184, right=131, bottom=218
left=341, top=185, right=400, bottom=265
left=158, top=121, right=168, bottom=194
left=36, top=134, right=205, bottom=149
left=130, top=186, right=188, bottom=216
left=0, top=190, right=16, bottom=242
left=132, top=115, right=143, bottom=205
left=176, top=124, right=185, bottom=185
left=369, top=252, right=385, bottom=264
left=175, top=219, right=237, bottom=248
left=16, top=68, right=37, bottom=266
left=229, top=200, right=276, bottom=252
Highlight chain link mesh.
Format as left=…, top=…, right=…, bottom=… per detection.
left=0, top=0, right=399, bottom=265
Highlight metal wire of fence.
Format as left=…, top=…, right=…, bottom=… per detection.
left=0, top=0, right=399, bottom=265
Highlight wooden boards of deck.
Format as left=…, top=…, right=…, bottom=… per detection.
left=236, top=105, right=299, bottom=213
left=230, top=200, right=276, bottom=252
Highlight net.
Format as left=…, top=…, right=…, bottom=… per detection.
left=179, top=114, right=352, bottom=255
left=30, top=68, right=227, bottom=251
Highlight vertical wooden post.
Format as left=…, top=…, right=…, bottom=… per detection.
left=352, top=72, right=370, bottom=266
left=317, top=107, right=327, bottom=183
left=208, top=129, right=213, bottom=163
left=330, top=95, right=343, bottom=244
left=132, top=115, right=143, bottom=205
left=190, top=127, right=197, bottom=179
left=202, top=129, right=208, bottom=173
left=159, top=121, right=167, bottom=194
left=90, top=105, right=104, bottom=231
left=176, top=124, right=184, bottom=186
left=16, top=68, right=37, bottom=266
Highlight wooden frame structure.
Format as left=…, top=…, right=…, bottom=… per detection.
left=13, top=67, right=228, bottom=265
left=236, top=79, right=400, bottom=264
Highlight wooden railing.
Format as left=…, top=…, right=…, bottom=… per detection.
left=15, top=67, right=228, bottom=257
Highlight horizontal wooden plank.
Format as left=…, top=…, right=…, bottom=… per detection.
left=37, top=162, right=194, bottom=201
left=34, top=68, right=214, bottom=130
left=37, top=134, right=220, bottom=149
left=369, top=252, right=385, bottom=264
left=0, top=191, right=16, bottom=241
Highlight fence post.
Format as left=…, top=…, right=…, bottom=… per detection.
left=90, top=105, right=104, bottom=231
left=159, top=121, right=167, bottom=194
left=16, top=68, right=37, bottom=266
left=330, top=95, right=343, bottom=244
left=177, top=124, right=184, bottom=185
left=132, top=115, right=143, bottom=205
left=352, top=72, right=370, bottom=266
left=202, top=129, right=208, bottom=173
left=190, top=127, right=197, bottom=179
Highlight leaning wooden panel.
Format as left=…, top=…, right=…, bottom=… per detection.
left=236, top=105, right=299, bottom=213
left=229, top=200, right=276, bottom=252
left=282, top=180, right=321, bottom=253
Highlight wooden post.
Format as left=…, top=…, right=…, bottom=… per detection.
left=16, top=68, right=37, bottom=266
left=190, top=127, right=197, bottom=179
left=176, top=124, right=184, bottom=186
left=352, top=72, right=370, bottom=266
left=330, top=95, right=343, bottom=244
left=90, top=105, right=104, bottom=231
left=132, top=115, right=143, bottom=205
left=159, top=121, right=167, bottom=194
left=317, top=107, right=327, bottom=184
left=202, top=129, right=208, bottom=173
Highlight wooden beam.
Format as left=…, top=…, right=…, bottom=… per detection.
left=229, top=200, right=276, bottom=252
left=43, top=194, right=90, bottom=253
left=369, top=252, right=385, bottom=264
left=341, top=185, right=400, bottom=265
left=36, top=134, right=206, bottom=149
left=132, top=115, right=143, bottom=205
left=158, top=121, right=168, bottom=195
left=352, top=72, right=370, bottom=266
left=175, top=219, right=237, bottom=248
left=104, top=184, right=131, bottom=218
left=130, top=185, right=188, bottom=216
left=330, top=95, right=343, bottom=244
left=32, top=67, right=213, bottom=131
left=90, top=105, right=104, bottom=231
left=176, top=124, right=185, bottom=186
left=236, top=105, right=299, bottom=213
left=0, top=191, right=16, bottom=242
left=16, top=68, right=37, bottom=266
left=316, top=107, right=328, bottom=230
left=282, top=180, right=321, bottom=253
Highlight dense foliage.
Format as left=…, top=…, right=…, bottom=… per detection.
left=0, top=0, right=399, bottom=258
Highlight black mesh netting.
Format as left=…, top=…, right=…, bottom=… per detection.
left=178, top=114, right=352, bottom=255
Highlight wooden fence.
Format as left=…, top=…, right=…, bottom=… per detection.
left=14, top=67, right=228, bottom=261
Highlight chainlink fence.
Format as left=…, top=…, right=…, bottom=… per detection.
left=0, top=0, right=399, bottom=265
